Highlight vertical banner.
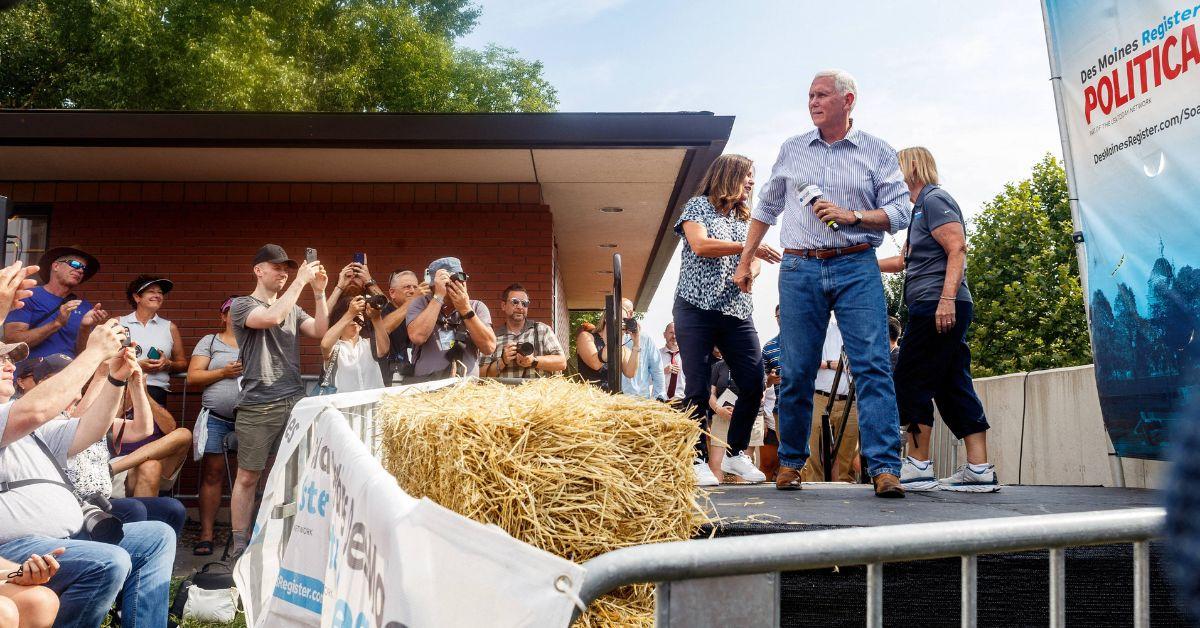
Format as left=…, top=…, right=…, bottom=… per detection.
left=1043, top=0, right=1200, bottom=459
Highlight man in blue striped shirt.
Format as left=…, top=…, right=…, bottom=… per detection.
left=734, top=69, right=911, bottom=497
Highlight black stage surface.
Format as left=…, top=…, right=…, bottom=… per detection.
left=694, top=484, right=1185, bottom=627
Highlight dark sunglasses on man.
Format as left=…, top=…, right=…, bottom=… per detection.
left=509, top=298, right=530, bottom=307
left=57, top=258, right=88, bottom=271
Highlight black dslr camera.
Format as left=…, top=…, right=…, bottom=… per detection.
left=80, top=493, right=123, bottom=544
left=516, top=342, right=536, bottom=357
left=364, top=294, right=389, bottom=309
left=449, top=271, right=469, bottom=284
left=622, top=317, right=638, bottom=333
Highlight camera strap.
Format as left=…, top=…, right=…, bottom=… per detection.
left=0, top=433, right=76, bottom=496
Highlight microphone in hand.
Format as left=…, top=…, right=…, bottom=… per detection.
left=798, top=181, right=840, bottom=231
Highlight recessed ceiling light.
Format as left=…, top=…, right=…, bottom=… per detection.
left=600, top=206, right=624, bottom=213
left=598, top=243, right=618, bottom=248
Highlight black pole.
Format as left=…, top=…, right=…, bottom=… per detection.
left=0, top=196, right=9, bottom=265
left=606, top=253, right=623, bottom=393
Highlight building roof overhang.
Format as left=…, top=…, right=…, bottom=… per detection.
left=0, top=109, right=733, bottom=310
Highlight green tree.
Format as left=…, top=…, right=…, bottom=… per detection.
left=965, top=154, right=1092, bottom=376
left=0, top=0, right=557, bottom=112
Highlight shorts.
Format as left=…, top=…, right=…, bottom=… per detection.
left=234, top=394, right=302, bottom=471
left=709, top=412, right=766, bottom=450
left=202, top=414, right=236, bottom=455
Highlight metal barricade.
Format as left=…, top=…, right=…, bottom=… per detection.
left=571, top=507, right=1164, bottom=628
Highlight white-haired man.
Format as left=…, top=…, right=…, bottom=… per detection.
left=734, top=69, right=911, bottom=497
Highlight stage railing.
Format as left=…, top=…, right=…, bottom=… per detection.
left=572, top=507, right=1165, bottom=628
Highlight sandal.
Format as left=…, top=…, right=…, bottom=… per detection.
left=193, top=540, right=215, bottom=556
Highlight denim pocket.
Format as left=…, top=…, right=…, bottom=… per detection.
left=781, top=253, right=802, bottom=273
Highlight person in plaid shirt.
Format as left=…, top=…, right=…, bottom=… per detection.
left=480, top=284, right=566, bottom=379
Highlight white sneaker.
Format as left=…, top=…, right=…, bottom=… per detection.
left=694, top=461, right=720, bottom=487
left=900, top=457, right=939, bottom=492
left=939, top=464, right=1001, bottom=493
left=720, top=453, right=766, bottom=483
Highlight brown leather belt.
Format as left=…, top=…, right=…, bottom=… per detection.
left=784, top=242, right=871, bottom=259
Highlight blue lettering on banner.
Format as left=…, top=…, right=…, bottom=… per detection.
left=273, top=568, right=324, bottom=614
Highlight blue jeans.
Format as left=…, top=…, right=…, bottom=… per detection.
left=672, top=296, right=764, bottom=456
left=776, top=250, right=901, bottom=478
left=111, top=496, right=187, bottom=535
left=0, top=521, right=176, bottom=628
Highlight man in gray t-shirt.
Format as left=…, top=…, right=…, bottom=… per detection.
left=228, top=244, right=328, bottom=560
left=0, top=321, right=178, bottom=628
left=406, top=257, right=496, bottom=378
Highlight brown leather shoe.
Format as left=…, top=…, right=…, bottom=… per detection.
left=873, top=473, right=905, bottom=498
left=775, top=466, right=803, bottom=491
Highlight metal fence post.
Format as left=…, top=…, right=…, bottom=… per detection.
left=866, top=562, right=883, bottom=628
left=1133, top=541, right=1150, bottom=628
left=1049, top=548, right=1065, bottom=628
left=961, top=554, right=977, bottom=628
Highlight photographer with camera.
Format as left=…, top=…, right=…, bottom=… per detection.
left=617, top=299, right=664, bottom=400
left=0, top=319, right=176, bottom=628
left=4, top=247, right=108, bottom=361
left=228, top=244, right=328, bottom=561
left=480, top=284, right=565, bottom=379
left=377, top=270, right=421, bottom=384
left=320, top=295, right=389, bottom=393
left=407, top=257, right=496, bottom=379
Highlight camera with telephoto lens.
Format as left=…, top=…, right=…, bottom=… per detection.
left=79, top=493, right=124, bottom=544
left=516, top=342, right=535, bottom=357
left=622, top=317, right=638, bottom=333
left=364, top=294, right=388, bottom=309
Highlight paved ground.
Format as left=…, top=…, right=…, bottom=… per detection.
left=701, top=482, right=1163, bottom=530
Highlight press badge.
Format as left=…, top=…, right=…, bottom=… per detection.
left=437, top=328, right=456, bottom=351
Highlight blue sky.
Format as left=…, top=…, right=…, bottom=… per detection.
left=461, top=0, right=1064, bottom=345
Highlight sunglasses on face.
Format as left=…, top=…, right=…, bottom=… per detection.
left=57, top=259, right=87, bottom=271
left=509, top=298, right=530, bottom=307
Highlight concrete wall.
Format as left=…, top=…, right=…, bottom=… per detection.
left=931, top=364, right=1169, bottom=488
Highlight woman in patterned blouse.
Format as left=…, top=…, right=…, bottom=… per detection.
left=673, top=154, right=782, bottom=487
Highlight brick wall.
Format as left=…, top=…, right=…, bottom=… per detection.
left=6, top=180, right=555, bottom=500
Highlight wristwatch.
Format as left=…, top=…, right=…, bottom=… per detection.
left=851, top=210, right=864, bottom=227
left=460, top=309, right=477, bottom=321
left=532, top=357, right=540, bottom=370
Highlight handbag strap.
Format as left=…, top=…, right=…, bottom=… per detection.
left=320, top=343, right=341, bottom=387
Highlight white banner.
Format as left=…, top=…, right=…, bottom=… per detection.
left=233, top=381, right=587, bottom=628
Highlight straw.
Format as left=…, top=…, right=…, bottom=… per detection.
left=378, top=377, right=709, bottom=627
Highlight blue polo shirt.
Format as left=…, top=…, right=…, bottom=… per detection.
left=4, top=286, right=93, bottom=360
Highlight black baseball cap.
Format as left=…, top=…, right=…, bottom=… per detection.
left=252, top=244, right=298, bottom=269
left=30, top=353, right=73, bottom=384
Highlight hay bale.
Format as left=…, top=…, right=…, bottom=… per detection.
left=378, top=377, right=709, bottom=627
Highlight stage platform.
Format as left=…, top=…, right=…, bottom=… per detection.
left=702, top=483, right=1162, bottom=531
left=695, top=484, right=1185, bottom=626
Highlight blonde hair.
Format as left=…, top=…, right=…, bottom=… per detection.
left=898, top=146, right=939, bottom=187
left=697, top=154, right=753, bottom=221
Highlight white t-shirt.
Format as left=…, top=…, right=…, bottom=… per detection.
left=330, top=338, right=384, bottom=393
left=814, top=319, right=851, bottom=395
left=0, top=402, right=84, bottom=543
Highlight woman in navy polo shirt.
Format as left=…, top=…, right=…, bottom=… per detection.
left=879, top=146, right=999, bottom=493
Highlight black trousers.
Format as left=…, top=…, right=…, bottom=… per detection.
left=894, top=299, right=989, bottom=439
left=672, top=296, right=764, bottom=457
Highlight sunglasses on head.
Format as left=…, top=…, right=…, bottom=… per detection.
left=57, top=259, right=87, bottom=271
left=509, top=298, right=530, bottom=307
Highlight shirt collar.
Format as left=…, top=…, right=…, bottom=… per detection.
left=916, top=183, right=939, bottom=205
left=119, top=312, right=160, bottom=326
left=806, top=121, right=861, bottom=147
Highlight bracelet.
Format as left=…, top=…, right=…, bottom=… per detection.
left=432, top=294, right=444, bottom=304
left=364, top=279, right=377, bottom=288
left=939, top=296, right=956, bottom=301
left=107, top=374, right=128, bottom=387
